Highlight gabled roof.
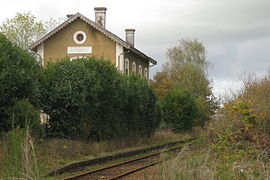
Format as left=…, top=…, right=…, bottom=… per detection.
left=30, top=13, right=157, bottom=65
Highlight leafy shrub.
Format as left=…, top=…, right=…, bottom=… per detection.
left=81, top=58, right=126, bottom=140
left=160, top=88, right=198, bottom=131
left=193, top=96, right=216, bottom=127
left=209, top=72, right=270, bottom=143
left=205, top=72, right=270, bottom=170
left=0, top=33, right=41, bottom=133
left=41, top=58, right=120, bottom=140
left=239, top=74, right=270, bottom=135
left=123, top=74, right=161, bottom=137
left=6, top=99, right=42, bottom=136
left=41, top=58, right=160, bottom=140
left=153, top=63, right=217, bottom=128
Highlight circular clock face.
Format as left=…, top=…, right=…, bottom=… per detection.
left=73, top=31, right=87, bottom=44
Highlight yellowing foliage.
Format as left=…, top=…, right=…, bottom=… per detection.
left=206, top=72, right=270, bottom=166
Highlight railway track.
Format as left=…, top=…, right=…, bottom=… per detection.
left=62, top=146, right=185, bottom=180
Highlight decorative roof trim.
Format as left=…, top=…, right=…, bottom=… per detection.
left=30, top=13, right=157, bottom=65
left=130, top=47, right=157, bottom=65
left=30, top=13, right=128, bottom=50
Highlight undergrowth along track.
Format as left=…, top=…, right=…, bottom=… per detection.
left=47, top=138, right=196, bottom=177
left=62, top=143, right=193, bottom=180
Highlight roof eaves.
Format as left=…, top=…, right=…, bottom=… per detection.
left=30, top=13, right=129, bottom=50
left=77, top=15, right=129, bottom=48
left=130, top=47, right=157, bottom=65
left=29, top=13, right=157, bottom=65
left=29, top=13, right=81, bottom=50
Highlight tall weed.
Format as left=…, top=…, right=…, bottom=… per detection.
left=1, top=127, right=40, bottom=179
left=145, top=137, right=215, bottom=180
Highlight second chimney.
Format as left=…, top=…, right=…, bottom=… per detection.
left=125, top=29, right=135, bottom=47
left=94, top=7, right=107, bottom=28
left=66, top=14, right=74, bottom=18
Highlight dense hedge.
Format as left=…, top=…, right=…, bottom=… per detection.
left=0, top=33, right=41, bottom=133
left=123, top=75, right=160, bottom=137
left=160, top=88, right=198, bottom=131
left=0, top=33, right=160, bottom=140
left=41, top=58, right=160, bottom=140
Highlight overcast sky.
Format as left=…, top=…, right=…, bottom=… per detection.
left=1, top=0, right=270, bottom=97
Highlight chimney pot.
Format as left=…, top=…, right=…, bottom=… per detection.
left=125, top=29, right=135, bottom=47
left=94, top=7, right=107, bottom=28
left=66, top=14, right=74, bottom=18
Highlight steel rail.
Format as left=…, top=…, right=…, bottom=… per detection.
left=108, top=160, right=161, bottom=180
left=47, top=137, right=197, bottom=177
left=62, top=145, right=185, bottom=180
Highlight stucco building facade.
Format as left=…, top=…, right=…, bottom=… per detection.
left=30, top=7, right=157, bottom=79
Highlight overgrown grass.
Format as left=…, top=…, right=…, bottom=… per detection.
left=145, top=72, right=270, bottom=180
left=0, top=129, right=193, bottom=177
left=0, top=127, right=40, bottom=180
left=34, top=129, right=193, bottom=175
left=145, top=132, right=270, bottom=180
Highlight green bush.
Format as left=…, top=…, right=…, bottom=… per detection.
left=6, top=99, right=41, bottom=135
left=41, top=58, right=123, bottom=140
left=193, top=96, right=212, bottom=127
left=41, top=58, right=102, bottom=139
left=41, top=59, right=84, bottom=138
left=41, top=58, right=160, bottom=140
left=0, top=33, right=41, bottom=133
left=160, top=88, right=198, bottom=131
left=123, top=74, right=161, bottom=137
left=81, top=58, right=126, bottom=140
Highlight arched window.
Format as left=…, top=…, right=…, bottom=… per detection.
left=144, top=68, right=148, bottom=79
left=132, top=62, right=136, bottom=73
left=125, top=58, right=129, bottom=75
left=138, top=65, right=142, bottom=76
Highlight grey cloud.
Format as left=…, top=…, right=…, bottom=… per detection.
left=1, top=0, right=270, bottom=96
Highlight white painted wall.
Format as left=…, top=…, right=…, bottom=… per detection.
left=37, top=43, right=44, bottom=66
left=116, top=43, right=124, bottom=72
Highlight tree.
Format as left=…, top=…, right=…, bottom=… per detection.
left=153, top=39, right=217, bottom=127
left=0, top=33, right=42, bottom=133
left=0, top=12, right=46, bottom=49
left=152, top=71, right=174, bottom=97
left=0, top=12, right=64, bottom=49
left=160, top=88, right=198, bottom=131
left=43, top=17, right=65, bottom=32
left=166, top=39, right=209, bottom=71
left=153, top=39, right=212, bottom=97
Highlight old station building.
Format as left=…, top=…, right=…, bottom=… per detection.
left=30, top=7, right=157, bottom=79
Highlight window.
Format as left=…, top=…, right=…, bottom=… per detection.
left=132, top=62, right=136, bottom=73
left=125, top=58, right=129, bottom=75
left=138, top=65, right=142, bottom=76
left=144, top=68, right=148, bottom=79
left=73, top=31, right=87, bottom=44
left=76, top=34, right=84, bottom=41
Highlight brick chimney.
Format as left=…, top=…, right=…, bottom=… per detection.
left=125, top=29, right=135, bottom=47
left=94, top=7, right=107, bottom=28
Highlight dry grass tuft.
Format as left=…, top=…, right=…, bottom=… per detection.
left=34, top=129, right=190, bottom=175
left=146, top=142, right=270, bottom=180
left=145, top=137, right=215, bottom=180
left=0, top=128, right=40, bottom=180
